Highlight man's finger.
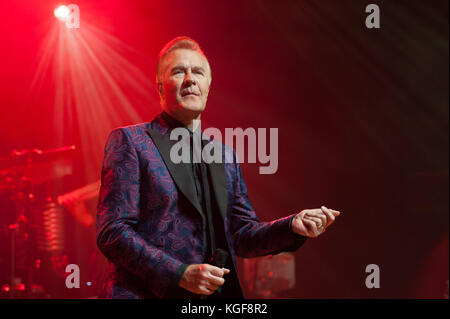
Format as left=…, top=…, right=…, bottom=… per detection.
left=304, top=216, right=323, bottom=227
left=209, top=266, right=227, bottom=277
left=304, top=210, right=323, bottom=217
left=302, top=218, right=318, bottom=237
left=320, top=206, right=336, bottom=226
left=331, top=210, right=341, bottom=216
left=302, top=217, right=315, bottom=228
left=199, top=286, right=214, bottom=295
left=207, top=275, right=225, bottom=287
left=316, top=213, right=327, bottom=227
left=205, top=283, right=220, bottom=292
left=324, top=207, right=341, bottom=216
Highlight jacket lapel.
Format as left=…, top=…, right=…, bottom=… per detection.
left=146, top=115, right=229, bottom=222
left=146, top=126, right=204, bottom=219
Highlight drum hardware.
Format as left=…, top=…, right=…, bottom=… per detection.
left=0, top=145, right=75, bottom=298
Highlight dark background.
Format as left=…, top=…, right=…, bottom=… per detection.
left=0, top=0, right=448, bottom=298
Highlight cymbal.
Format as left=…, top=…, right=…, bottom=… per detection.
left=0, top=145, right=76, bottom=189
left=0, top=145, right=76, bottom=170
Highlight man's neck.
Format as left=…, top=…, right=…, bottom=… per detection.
left=164, top=110, right=201, bottom=132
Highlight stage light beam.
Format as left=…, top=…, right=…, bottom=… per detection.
left=30, top=20, right=158, bottom=181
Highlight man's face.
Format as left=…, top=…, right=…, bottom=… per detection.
left=159, top=49, right=211, bottom=120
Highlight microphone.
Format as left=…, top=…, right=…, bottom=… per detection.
left=200, top=248, right=228, bottom=299
left=210, top=248, right=228, bottom=268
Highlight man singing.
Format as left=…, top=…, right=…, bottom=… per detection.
left=96, top=36, right=341, bottom=299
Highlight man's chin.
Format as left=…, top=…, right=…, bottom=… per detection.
left=178, top=104, right=205, bottom=114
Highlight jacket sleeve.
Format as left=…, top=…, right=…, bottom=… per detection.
left=229, top=157, right=307, bottom=258
left=96, top=128, right=187, bottom=298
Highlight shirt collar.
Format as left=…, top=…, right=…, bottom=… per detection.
left=160, top=111, right=202, bottom=137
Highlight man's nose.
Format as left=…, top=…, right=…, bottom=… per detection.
left=183, top=71, right=196, bottom=86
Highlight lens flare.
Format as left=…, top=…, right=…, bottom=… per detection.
left=54, top=5, right=69, bottom=21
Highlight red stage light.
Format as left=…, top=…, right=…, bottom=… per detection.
left=54, top=5, right=69, bottom=21
left=1, top=285, right=10, bottom=293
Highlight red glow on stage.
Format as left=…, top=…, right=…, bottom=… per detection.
left=1, top=285, right=10, bottom=293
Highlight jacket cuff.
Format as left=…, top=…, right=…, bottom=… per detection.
left=162, top=263, right=189, bottom=298
left=174, top=263, right=189, bottom=285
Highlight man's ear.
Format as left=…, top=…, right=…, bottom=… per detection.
left=157, top=82, right=165, bottom=106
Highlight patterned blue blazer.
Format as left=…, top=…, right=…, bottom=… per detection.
left=96, top=112, right=307, bottom=298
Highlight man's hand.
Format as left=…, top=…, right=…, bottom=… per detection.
left=291, top=206, right=341, bottom=238
left=178, top=264, right=230, bottom=295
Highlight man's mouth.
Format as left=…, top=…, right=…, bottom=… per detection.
left=181, top=91, right=199, bottom=97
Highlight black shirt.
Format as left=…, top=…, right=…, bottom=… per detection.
left=159, top=111, right=243, bottom=299
left=160, top=111, right=217, bottom=260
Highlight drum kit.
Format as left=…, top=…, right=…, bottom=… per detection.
left=0, top=145, right=76, bottom=298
